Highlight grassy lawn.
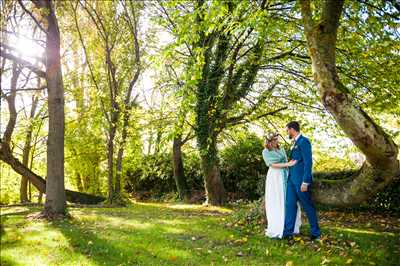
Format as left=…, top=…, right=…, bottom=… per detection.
left=1, top=202, right=399, bottom=266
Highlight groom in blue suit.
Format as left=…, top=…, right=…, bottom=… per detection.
left=283, top=121, right=321, bottom=240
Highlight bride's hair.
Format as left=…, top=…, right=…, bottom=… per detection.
left=264, top=132, right=279, bottom=150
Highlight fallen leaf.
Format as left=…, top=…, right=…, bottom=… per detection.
left=285, top=250, right=293, bottom=256
left=321, top=257, right=331, bottom=265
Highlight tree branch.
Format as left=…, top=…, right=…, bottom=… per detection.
left=17, top=0, right=47, bottom=34
left=225, top=106, right=288, bottom=128
left=0, top=48, right=46, bottom=77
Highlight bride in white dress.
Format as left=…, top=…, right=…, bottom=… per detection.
left=262, top=132, right=301, bottom=238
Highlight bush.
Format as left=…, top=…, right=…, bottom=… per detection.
left=367, top=178, right=400, bottom=214
left=0, top=191, right=11, bottom=205
left=124, top=152, right=176, bottom=196
left=220, top=133, right=266, bottom=200
left=124, top=151, right=204, bottom=198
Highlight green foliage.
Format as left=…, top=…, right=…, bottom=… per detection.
left=313, top=154, right=358, bottom=173
left=124, top=150, right=204, bottom=198
left=337, top=1, right=400, bottom=116
left=367, top=178, right=400, bottom=214
left=220, top=133, right=265, bottom=200
left=0, top=165, right=41, bottom=205
left=126, top=152, right=175, bottom=194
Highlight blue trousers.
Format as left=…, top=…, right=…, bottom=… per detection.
left=283, top=179, right=320, bottom=237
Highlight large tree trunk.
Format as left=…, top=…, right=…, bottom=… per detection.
left=196, top=96, right=227, bottom=206
left=37, top=0, right=67, bottom=216
left=299, top=0, right=400, bottom=206
left=201, top=158, right=226, bottom=206
left=197, top=130, right=226, bottom=205
left=172, top=136, right=190, bottom=201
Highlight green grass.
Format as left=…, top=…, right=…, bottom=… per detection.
left=1, top=202, right=399, bottom=266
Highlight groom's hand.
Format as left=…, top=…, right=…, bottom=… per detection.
left=300, top=183, right=308, bottom=192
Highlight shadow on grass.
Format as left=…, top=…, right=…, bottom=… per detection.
left=1, top=210, right=33, bottom=217
left=50, top=215, right=217, bottom=265
left=84, top=202, right=231, bottom=221
left=52, top=220, right=164, bottom=265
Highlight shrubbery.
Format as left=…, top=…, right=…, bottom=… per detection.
left=124, top=151, right=204, bottom=199
left=219, top=134, right=266, bottom=200
left=367, top=178, right=400, bottom=214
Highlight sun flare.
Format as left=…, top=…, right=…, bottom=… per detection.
left=12, top=35, right=44, bottom=60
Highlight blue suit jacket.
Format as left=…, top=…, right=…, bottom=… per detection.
left=289, top=135, right=313, bottom=185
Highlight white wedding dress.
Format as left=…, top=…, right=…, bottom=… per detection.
left=265, top=167, right=301, bottom=238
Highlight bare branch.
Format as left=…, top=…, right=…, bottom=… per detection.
left=0, top=41, right=44, bottom=63
left=0, top=48, right=46, bottom=77
left=17, top=0, right=47, bottom=34
left=225, top=106, right=288, bottom=128
left=2, top=62, right=21, bottom=145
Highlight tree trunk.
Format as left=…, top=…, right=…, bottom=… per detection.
left=197, top=129, right=226, bottom=205
left=74, top=173, right=84, bottom=192
left=195, top=99, right=227, bottom=206
left=70, top=45, right=85, bottom=193
left=20, top=176, right=29, bottom=203
left=200, top=154, right=226, bottom=206
left=107, top=122, right=116, bottom=203
left=172, top=136, right=190, bottom=201
left=115, top=120, right=127, bottom=198
left=20, top=85, right=39, bottom=203
left=299, top=0, right=400, bottom=206
left=115, top=110, right=131, bottom=198
left=37, top=0, right=67, bottom=216
left=194, top=27, right=227, bottom=206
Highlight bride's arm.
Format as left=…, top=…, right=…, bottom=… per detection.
left=270, top=160, right=296, bottom=169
